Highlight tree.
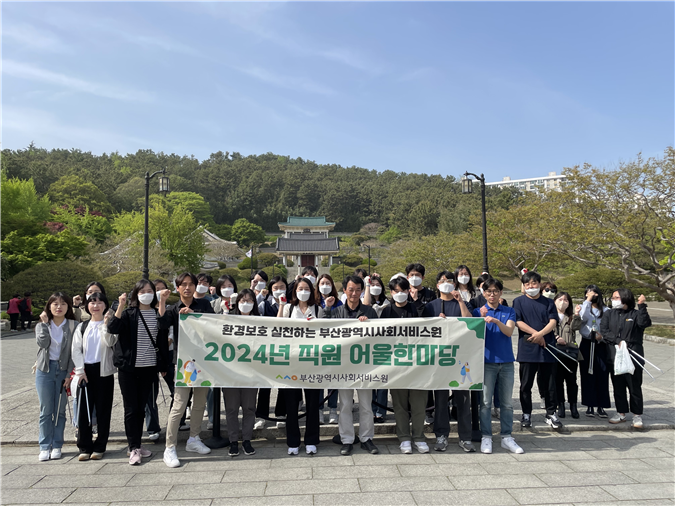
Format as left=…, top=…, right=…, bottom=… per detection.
left=47, top=175, right=114, bottom=216
left=148, top=191, right=215, bottom=228
left=0, top=171, right=51, bottom=238
left=231, top=218, right=266, bottom=248
left=50, top=205, right=113, bottom=244
left=547, top=148, right=675, bottom=317
left=256, top=253, right=280, bottom=267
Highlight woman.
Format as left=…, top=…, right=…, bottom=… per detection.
left=73, top=282, right=107, bottom=322
left=278, top=278, right=323, bottom=455
left=254, top=276, right=289, bottom=430
left=250, top=270, right=269, bottom=305
left=7, top=293, right=22, bottom=332
left=577, top=285, right=610, bottom=418
left=108, top=279, right=170, bottom=465
left=20, top=292, right=33, bottom=331
left=541, top=282, right=558, bottom=300
left=363, top=275, right=389, bottom=317
left=35, top=292, right=77, bottom=461
left=454, top=265, right=475, bottom=304
left=212, top=274, right=238, bottom=314
left=602, top=289, right=652, bottom=428
left=224, top=288, right=260, bottom=457
left=553, top=292, right=582, bottom=419
left=71, top=292, right=116, bottom=460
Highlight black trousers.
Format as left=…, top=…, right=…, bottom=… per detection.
left=256, top=388, right=287, bottom=419
left=555, top=356, right=579, bottom=404
left=579, top=339, right=611, bottom=408
left=611, top=365, right=644, bottom=415
left=519, top=362, right=556, bottom=416
left=432, top=390, right=471, bottom=441
left=9, top=313, right=19, bottom=331
left=20, top=311, right=31, bottom=330
left=118, top=367, right=155, bottom=450
left=77, top=362, right=114, bottom=454
left=284, top=389, right=320, bottom=448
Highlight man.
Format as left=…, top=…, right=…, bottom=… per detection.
left=322, top=275, right=379, bottom=456
left=513, top=271, right=562, bottom=430
left=406, top=263, right=436, bottom=316
left=158, top=272, right=216, bottom=468
left=422, top=271, right=475, bottom=452
left=472, top=278, right=524, bottom=454
left=194, top=273, right=214, bottom=302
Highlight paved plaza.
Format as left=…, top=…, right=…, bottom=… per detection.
left=1, top=327, right=674, bottom=505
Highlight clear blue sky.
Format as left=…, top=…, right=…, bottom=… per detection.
left=3, top=1, right=673, bottom=182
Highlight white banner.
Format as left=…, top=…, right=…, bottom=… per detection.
left=176, top=313, right=485, bottom=390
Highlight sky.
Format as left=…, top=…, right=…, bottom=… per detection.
left=2, top=1, right=673, bottom=182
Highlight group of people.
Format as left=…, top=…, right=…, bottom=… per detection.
left=7, top=292, right=32, bottom=331
left=34, top=263, right=653, bottom=466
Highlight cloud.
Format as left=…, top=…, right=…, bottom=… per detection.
left=398, top=67, right=436, bottom=82
left=3, top=22, right=70, bottom=53
left=236, top=66, right=337, bottom=96
left=2, top=60, right=154, bottom=103
left=116, top=33, right=201, bottom=57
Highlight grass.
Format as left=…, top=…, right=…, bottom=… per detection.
left=646, top=325, right=675, bottom=339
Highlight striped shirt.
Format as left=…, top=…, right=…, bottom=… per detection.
left=135, top=310, right=158, bottom=367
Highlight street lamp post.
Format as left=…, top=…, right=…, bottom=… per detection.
left=461, top=172, right=489, bottom=274
left=143, top=168, right=170, bottom=280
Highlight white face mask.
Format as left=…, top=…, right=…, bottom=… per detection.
left=370, top=286, right=382, bottom=296
left=238, top=302, right=254, bottom=314
left=255, top=281, right=266, bottom=291
left=138, top=293, right=154, bottom=305
left=393, top=292, right=409, bottom=303
left=221, top=287, right=234, bottom=298
left=543, top=290, right=557, bottom=299
left=409, top=276, right=422, bottom=287
left=296, top=290, right=311, bottom=302
left=195, top=284, right=209, bottom=294
left=319, top=285, right=332, bottom=295
left=273, top=290, right=286, bottom=300
left=612, top=299, right=623, bottom=309
left=438, top=283, right=455, bottom=294
left=457, top=275, right=470, bottom=285
left=305, top=275, right=316, bottom=285
left=525, top=287, right=540, bottom=297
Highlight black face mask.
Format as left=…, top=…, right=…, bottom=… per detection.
left=590, top=295, right=599, bottom=304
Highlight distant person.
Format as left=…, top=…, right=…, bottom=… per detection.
left=20, top=292, right=33, bottom=331
left=7, top=293, right=22, bottom=332
left=195, top=273, right=214, bottom=302
left=553, top=291, right=582, bottom=419
left=455, top=265, right=476, bottom=304
left=406, top=263, right=436, bottom=316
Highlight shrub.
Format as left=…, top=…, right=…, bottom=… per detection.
left=237, top=257, right=258, bottom=270
left=321, top=257, right=330, bottom=267
left=257, top=253, right=280, bottom=268
left=286, top=259, right=294, bottom=267
left=556, top=267, right=657, bottom=300
left=2, top=261, right=102, bottom=309
left=213, top=268, right=249, bottom=289
left=378, top=226, right=402, bottom=244
left=342, top=254, right=363, bottom=267
left=261, top=264, right=288, bottom=280
left=350, top=233, right=369, bottom=246
left=102, top=271, right=146, bottom=297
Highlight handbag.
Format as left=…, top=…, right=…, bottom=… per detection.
left=614, top=341, right=635, bottom=376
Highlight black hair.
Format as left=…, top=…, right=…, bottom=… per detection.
left=315, top=274, right=338, bottom=301
left=85, top=292, right=110, bottom=315
left=44, top=292, right=76, bottom=321
left=435, top=270, right=456, bottom=297
left=475, top=274, right=490, bottom=289
left=388, top=276, right=410, bottom=292
left=615, top=288, right=636, bottom=310
left=175, top=272, right=198, bottom=288
left=482, top=278, right=503, bottom=292
left=521, top=271, right=542, bottom=284
left=267, top=275, right=288, bottom=301
left=584, top=284, right=606, bottom=314
left=197, top=273, right=213, bottom=285
left=231, top=288, right=261, bottom=315
left=405, top=263, right=426, bottom=277
left=454, top=265, right=475, bottom=297
left=354, top=268, right=368, bottom=278
left=291, top=278, right=317, bottom=306
left=215, top=275, right=238, bottom=298
left=343, top=275, right=365, bottom=291
left=24, top=291, right=31, bottom=298
left=85, top=281, right=106, bottom=296
left=368, top=276, right=387, bottom=305
left=542, top=281, right=558, bottom=293
left=554, top=291, right=574, bottom=317
left=302, top=266, right=318, bottom=277
left=129, top=279, right=157, bottom=308
left=12, top=293, right=20, bottom=299
left=250, top=270, right=269, bottom=282
left=152, top=278, right=169, bottom=291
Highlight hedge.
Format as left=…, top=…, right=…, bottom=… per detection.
left=555, top=267, right=657, bottom=300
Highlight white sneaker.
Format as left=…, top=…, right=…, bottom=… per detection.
left=632, top=415, right=643, bottom=429
left=306, top=445, right=317, bottom=455
left=287, top=447, right=299, bottom=455
left=609, top=413, right=626, bottom=424
left=277, top=420, right=286, bottom=429
left=185, top=436, right=211, bottom=454
left=400, top=441, right=412, bottom=454
left=163, top=447, right=180, bottom=468
left=328, top=409, right=338, bottom=424
left=148, top=432, right=160, bottom=441
left=253, top=418, right=266, bottom=430
left=206, top=422, right=213, bottom=430
left=539, top=397, right=546, bottom=409
left=318, top=410, right=325, bottom=425
left=501, top=437, right=524, bottom=454
left=414, top=441, right=430, bottom=454
left=481, top=437, right=493, bottom=454
left=38, top=450, right=50, bottom=462
left=50, top=448, right=62, bottom=460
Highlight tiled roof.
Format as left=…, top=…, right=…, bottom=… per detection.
left=276, top=237, right=339, bottom=253
left=277, top=216, right=336, bottom=227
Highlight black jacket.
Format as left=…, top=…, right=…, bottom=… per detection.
left=380, top=301, right=418, bottom=319
left=158, top=297, right=214, bottom=364
left=107, top=307, right=170, bottom=373
left=600, top=304, right=651, bottom=362
left=409, top=287, right=437, bottom=316
left=322, top=301, right=378, bottom=320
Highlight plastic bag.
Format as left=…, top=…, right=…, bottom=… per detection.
left=614, top=341, right=635, bottom=376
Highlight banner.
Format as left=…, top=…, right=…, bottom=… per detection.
left=176, top=313, right=485, bottom=390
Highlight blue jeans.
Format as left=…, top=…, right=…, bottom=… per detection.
left=480, top=362, right=514, bottom=438
left=36, top=361, right=68, bottom=451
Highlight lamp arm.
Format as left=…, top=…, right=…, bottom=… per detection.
left=463, top=171, right=485, bottom=182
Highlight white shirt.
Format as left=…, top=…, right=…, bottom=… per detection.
left=460, top=290, right=472, bottom=302
left=49, top=319, right=66, bottom=361
left=282, top=304, right=317, bottom=319
left=84, top=320, right=104, bottom=364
